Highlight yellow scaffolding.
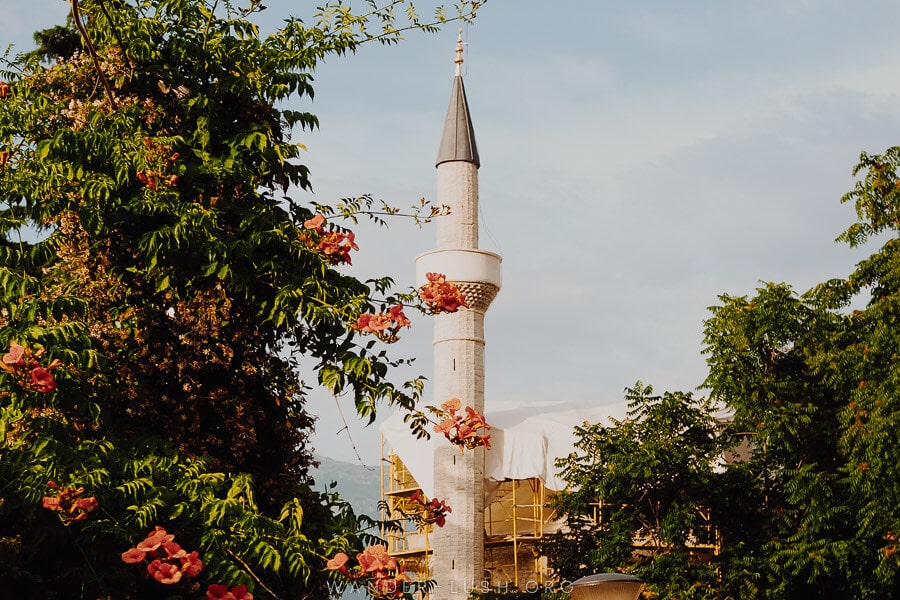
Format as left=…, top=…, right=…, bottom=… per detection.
left=380, top=439, right=561, bottom=590
left=380, top=443, right=722, bottom=594
left=484, top=478, right=557, bottom=589
left=380, top=449, right=433, bottom=583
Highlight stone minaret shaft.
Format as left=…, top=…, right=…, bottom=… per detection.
left=416, top=34, right=501, bottom=599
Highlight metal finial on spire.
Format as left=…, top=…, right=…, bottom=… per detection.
left=437, top=27, right=479, bottom=167
left=454, top=28, right=464, bottom=76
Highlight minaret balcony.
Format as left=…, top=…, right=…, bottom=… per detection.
left=415, top=248, right=502, bottom=311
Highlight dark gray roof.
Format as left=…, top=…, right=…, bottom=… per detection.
left=435, top=75, right=480, bottom=168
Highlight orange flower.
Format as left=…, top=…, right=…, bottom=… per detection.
left=457, top=422, right=476, bottom=441
left=433, top=418, right=455, bottom=434
left=136, top=170, right=158, bottom=190
left=30, top=367, right=56, bottom=393
left=326, top=552, right=350, bottom=573
left=73, top=496, right=99, bottom=513
left=0, top=81, right=8, bottom=97
left=388, top=304, right=410, bottom=328
left=2, top=342, right=24, bottom=366
left=136, top=526, right=175, bottom=552
left=357, top=544, right=396, bottom=573
left=124, top=526, right=203, bottom=584
left=230, top=585, right=253, bottom=600
left=318, top=231, right=358, bottom=265
left=355, top=312, right=392, bottom=334
left=441, top=398, right=461, bottom=412
left=0, top=150, right=8, bottom=167
left=148, top=558, right=183, bottom=584
left=432, top=402, right=491, bottom=450
left=181, top=550, right=203, bottom=577
left=419, top=272, right=468, bottom=314
left=4, top=344, right=63, bottom=392
left=42, top=481, right=97, bottom=523
left=354, top=313, right=373, bottom=331
left=438, top=292, right=466, bottom=313
left=207, top=584, right=253, bottom=600
left=162, top=540, right=186, bottom=559
left=424, top=496, right=452, bottom=527
left=207, top=584, right=232, bottom=600
left=121, top=547, right=147, bottom=563
left=406, top=490, right=452, bottom=528
left=304, top=213, right=325, bottom=231
left=354, top=305, right=410, bottom=342
left=463, top=406, right=489, bottom=430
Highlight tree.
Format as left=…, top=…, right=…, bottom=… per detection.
left=0, top=0, right=481, bottom=597
left=544, top=144, right=900, bottom=599
left=542, top=384, right=723, bottom=599
left=702, top=145, right=900, bottom=598
left=703, top=283, right=857, bottom=599
left=821, top=146, right=900, bottom=597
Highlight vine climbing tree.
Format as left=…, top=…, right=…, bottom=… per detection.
left=0, top=0, right=483, bottom=597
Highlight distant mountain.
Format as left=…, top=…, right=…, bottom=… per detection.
left=309, top=456, right=382, bottom=599
left=310, top=455, right=382, bottom=518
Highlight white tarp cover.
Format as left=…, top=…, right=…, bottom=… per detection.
left=380, top=400, right=623, bottom=498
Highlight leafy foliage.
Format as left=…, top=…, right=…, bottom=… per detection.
left=542, top=385, right=722, bottom=599
left=544, top=147, right=900, bottom=598
left=0, top=0, right=482, bottom=597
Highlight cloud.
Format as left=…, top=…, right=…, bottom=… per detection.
left=4, top=0, right=69, bottom=52
left=612, top=8, right=704, bottom=48
left=10, top=1, right=900, bottom=465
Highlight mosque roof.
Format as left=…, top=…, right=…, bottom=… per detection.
left=381, top=400, right=625, bottom=498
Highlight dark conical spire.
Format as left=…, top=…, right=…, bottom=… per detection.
left=435, top=32, right=480, bottom=168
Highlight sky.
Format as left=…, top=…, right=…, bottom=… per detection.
left=6, top=1, right=900, bottom=466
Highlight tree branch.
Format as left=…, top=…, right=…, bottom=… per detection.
left=225, top=547, right=285, bottom=600
left=70, top=0, right=118, bottom=110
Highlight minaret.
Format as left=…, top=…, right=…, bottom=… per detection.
left=415, top=32, right=502, bottom=598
